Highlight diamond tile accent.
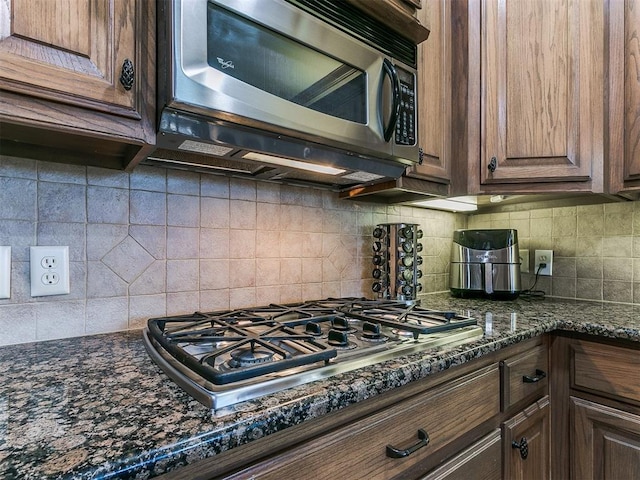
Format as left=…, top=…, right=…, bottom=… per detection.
left=101, top=236, right=154, bottom=283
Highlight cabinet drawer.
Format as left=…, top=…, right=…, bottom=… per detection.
left=500, top=344, right=548, bottom=411
left=228, top=363, right=500, bottom=480
left=571, top=341, right=640, bottom=406
left=420, top=429, right=501, bottom=480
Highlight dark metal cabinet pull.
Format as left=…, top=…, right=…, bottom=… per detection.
left=119, top=59, right=135, bottom=91
left=512, top=437, right=529, bottom=459
left=488, top=156, right=497, bottom=172
left=386, top=429, right=430, bottom=458
left=523, top=369, right=547, bottom=383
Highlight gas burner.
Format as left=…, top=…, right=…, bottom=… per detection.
left=391, top=328, right=416, bottom=338
left=143, top=297, right=482, bottom=410
left=228, top=347, right=275, bottom=368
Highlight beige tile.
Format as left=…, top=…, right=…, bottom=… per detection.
left=130, top=190, right=166, bottom=226
left=552, top=215, right=577, bottom=237
left=530, top=217, right=553, bottom=237
left=229, top=178, right=256, bottom=201
left=257, top=202, right=281, bottom=231
left=129, top=260, right=166, bottom=295
left=603, top=281, right=633, bottom=303
left=199, top=228, right=230, bottom=259
left=200, top=174, right=229, bottom=198
left=230, top=287, right=256, bottom=309
left=575, top=279, right=602, bottom=301
left=280, top=231, right=303, bottom=258
left=575, top=236, right=602, bottom=257
left=201, top=197, right=229, bottom=228
left=199, top=289, right=230, bottom=312
left=577, top=213, right=604, bottom=237
left=167, top=227, right=199, bottom=259
left=302, top=258, right=322, bottom=282
left=0, top=304, right=37, bottom=346
left=303, top=206, right=324, bottom=233
left=167, top=291, right=200, bottom=316
left=167, top=259, right=199, bottom=292
left=86, top=297, right=128, bottom=334
left=130, top=165, right=166, bottom=192
left=302, top=283, right=323, bottom=301
left=35, top=300, right=85, bottom=341
left=553, top=257, right=576, bottom=278
left=552, top=237, right=576, bottom=257
left=87, top=186, right=129, bottom=224
left=281, top=204, right=303, bottom=231
left=604, top=213, right=633, bottom=236
left=602, top=236, right=633, bottom=258
left=229, top=229, right=256, bottom=259
left=167, top=194, right=199, bottom=227
left=603, top=257, right=633, bottom=282
left=281, top=258, right=302, bottom=284
left=322, top=281, right=341, bottom=298
left=530, top=208, right=552, bottom=218
left=128, top=294, right=166, bottom=329
left=279, top=284, right=302, bottom=304
left=167, top=169, right=200, bottom=195
left=256, top=258, right=281, bottom=286
left=200, top=259, right=229, bottom=291
left=256, top=231, right=280, bottom=258
left=256, top=182, right=280, bottom=203
left=576, top=257, right=603, bottom=279
left=229, top=199, right=256, bottom=229
left=229, top=258, right=255, bottom=288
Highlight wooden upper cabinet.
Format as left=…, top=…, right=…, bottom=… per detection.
left=608, top=0, right=640, bottom=194
left=0, top=0, right=155, bottom=169
left=406, top=0, right=452, bottom=186
left=477, top=0, right=604, bottom=193
left=1, top=0, right=136, bottom=115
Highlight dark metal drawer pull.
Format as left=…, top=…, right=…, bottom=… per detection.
left=386, top=429, right=430, bottom=458
left=512, top=437, right=529, bottom=459
left=522, top=369, right=547, bottom=383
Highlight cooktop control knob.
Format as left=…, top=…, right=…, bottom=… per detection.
left=327, top=329, right=350, bottom=347
left=305, top=322, right=323, bottom=336
left=362, top=321, right=383, bottom=340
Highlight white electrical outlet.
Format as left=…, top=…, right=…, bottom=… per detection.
left=30, top=246, right=70, bottom=297
left=534, top=249, right=553, bottom=276
left=519, top=249, right=530, bottom=273
left=0, top=246, right=10, bottom=299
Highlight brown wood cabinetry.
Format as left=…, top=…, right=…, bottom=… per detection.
left=608, top=0, right=640, bottom=194
left=502, top=396, right=550, bottom=480
left=406, top=0, right=452, bottom=187
left=455, top=0, right=605, bottom=194
left=550, top=334, right=640, bottom=479
left=0, top=0, right=155, bottom=170
left=224, top=363, right=500, bottom=480
left=346, top=0, right=429, bottom=44
left=571, top=397, right=640, bottom=480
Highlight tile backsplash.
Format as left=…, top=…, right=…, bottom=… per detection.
left=0, top=157, right=463, bottom=345
left=2, top=157, right=639, bottom=346
left=467, top=202, right=640, bottom=304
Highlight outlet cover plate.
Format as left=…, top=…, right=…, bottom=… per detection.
left=534, top=249, right=553, bottom=276
left=30, top=246, right=70, bottom=297
left=0, top=246, right=10, bottom=299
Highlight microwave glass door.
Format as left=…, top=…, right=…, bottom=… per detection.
left=206, top=3, right=367, bottom=124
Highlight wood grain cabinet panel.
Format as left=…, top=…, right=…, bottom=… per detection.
left=419, top=429, right=502, bottom=480
left=500, top=344, right=549, bottom=412
left=225, top=364, right=500, bottom=480
left=608, top=0, right=640, bottom=193
left=502, top=396, right=550, bottom=480
left=405, top=0, right=452, bottom=186
left=571, top=396, right=640, bottom=480
left=570, top=340, right=640, bottom=406
left=0, top=0, right=156, bottom=169
left=479, top=0, right=604, bottom=191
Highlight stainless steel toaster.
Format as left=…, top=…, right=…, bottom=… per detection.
left=450, top=229, right=521, bottom=299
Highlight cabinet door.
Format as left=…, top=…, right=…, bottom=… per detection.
left=609, top=0, right=640, bottom=193
left=407, top=0, right=451, bottom=186
left=0, top=0, right=137, bottom=115
left=480, top=0, right=604, bottom=192
left=420, top=429, right=501, bottom=480
left=571, top=397, right=640, bottom=480
left=502, top=396, right=550, bottom=480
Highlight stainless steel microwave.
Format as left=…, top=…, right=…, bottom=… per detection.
left=151, top=0, right=422, bottom=189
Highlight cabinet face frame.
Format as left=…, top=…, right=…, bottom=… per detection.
left=608, top=0, right=640, bottom=193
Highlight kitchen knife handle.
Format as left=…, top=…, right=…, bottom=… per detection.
left=522, top=369, right=547, bottom=383
left=382, top=58, right=400, bottom=143
left=386, top=428, right=430, bottom=458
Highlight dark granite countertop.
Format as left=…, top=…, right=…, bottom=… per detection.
left=1, top=295, right=639, bottom=479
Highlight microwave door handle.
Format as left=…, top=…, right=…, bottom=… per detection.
left=382, top=59, right=401, bottom=142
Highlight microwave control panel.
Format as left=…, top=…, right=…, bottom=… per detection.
left=395, top=67, right=416, bottom=146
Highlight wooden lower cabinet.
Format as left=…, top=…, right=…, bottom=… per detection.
left=502, top=396, right=550, bottom=480
left=225, top=364, right=500, bottom=480
left=571, top=397, right=640, bottom=480
left=420, top=429, right=502, bottom=480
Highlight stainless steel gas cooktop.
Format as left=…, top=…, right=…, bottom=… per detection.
left=143, top=298, right=483, bottom=411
